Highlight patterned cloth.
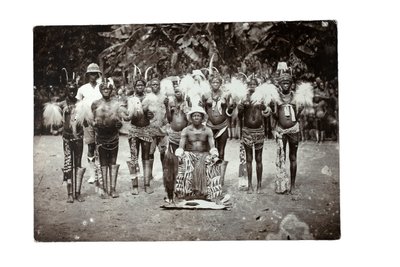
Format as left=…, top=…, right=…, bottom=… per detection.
left=128, top=124, right=154, bottom=143
left=206, top=119, right=229, bottom=138
left=62, top=137, right=83, bottom=182
left=167, top=128, right=182, bottom=146
left=175, top=151, right=222, bottom=200
left=274, top=122, right=300, bottom=194
left=238, top=141, right=248, bottom=189
left=242, top=126, right=265, bottom=150
left=127, top=124, right=154, bottom=176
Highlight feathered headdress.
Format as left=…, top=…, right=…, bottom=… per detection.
left=43, top=102, right=63, bottom=127
left=144, top=66, right=153, bottom=82
left=250, top=83, right=280, bottom=105
left=100, top=77, right=115, bottom=90
left=133, top=64, right=141, bottom=80
left=292, top=82, right=314, bottom=107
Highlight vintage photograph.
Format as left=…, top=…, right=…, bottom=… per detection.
left=33, top=21, right=339, bottom=241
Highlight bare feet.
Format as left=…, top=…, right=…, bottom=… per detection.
left=67, top=195, right=74, bottom=203
left=75, top=194, right=85, bottom=202
left=247, top=185, right=254, bottom=194
left=145, top=186, right=154, bottom=194
left=131, top=187, right=139, bottom=195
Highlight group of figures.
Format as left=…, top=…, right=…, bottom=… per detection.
left=42, top=62, right=314, bottom=205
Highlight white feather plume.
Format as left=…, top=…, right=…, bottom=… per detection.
left=127, top=96, right=143, bottom=117
left=198, top=79, right=211, bottom=100
left=293, top=82, right=314, bottom=107
left=142, top=92, right=165, bottom=127
left=142, top=92, right=159, bottom=113
left=250, top=83, right=279, bottom=105
left=224, top=77, right=247, bottom=103
left=75, top=98, right=94, bottom=125
left=160, top=78, right=174, bottom=97
left=43, top=102, right=63, bottom=127
left=179, top=74, right=195, bottom=97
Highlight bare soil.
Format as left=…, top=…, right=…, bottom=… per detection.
left=34, top=135, right=340, bottom=241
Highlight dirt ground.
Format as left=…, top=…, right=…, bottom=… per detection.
left=33, top=135, right=340, bottom=241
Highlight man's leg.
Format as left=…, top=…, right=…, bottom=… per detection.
left=255, top=148, right=263, bottom=194
left=244, top=145, right=254, bottom=194
left=73, top=139, right=85, bottom=202
left=87, top=143, right=97, bottom=183
left=97, top=146, right=108, bottom=198
left=63, top=139, right=74, bottom=203
left=288, top=134, right=299, bottom=193
left=109, top=143, right=120, bottom=198
left=128, top=137, right=140, bottom=195
left=141, top=140, right=154, bottom=194
left=216, top=130, right=228, bottom=161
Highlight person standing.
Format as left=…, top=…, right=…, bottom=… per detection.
left=313, top=80, right=330, bottom=143
left=124, top=80, right=156, bottom=195
left=201, top=75, right=234, bottom=186
left=76, top=63, right=102, bottom=184
left=91, top=78, right=123, bottom=198
left=43, top=82, right=86, bottom=203
left=270, top=73, right=313, bottom=194
left=237, top=78, right=271, bottom=194
left=148, top=78, right=168, bottom=180
left=163, top=84, right=191, bottom=203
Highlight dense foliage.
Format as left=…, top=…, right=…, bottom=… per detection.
left=34, top=21, right=337, bottom=87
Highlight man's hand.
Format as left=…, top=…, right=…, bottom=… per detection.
left=237, top=103, right=244, bottom=111
left=147, top=111, right=154, bottom=120
left=186, top=96, right=192, bottom=107
left=164, top=97, right=169, bottom=107
left=175, top=148, right=184, bottom=158
left=272, top=130, right=282, bottom=141
left=228, top=102, right=236, bottom=110
left=115, top=120, right=122, bottom=129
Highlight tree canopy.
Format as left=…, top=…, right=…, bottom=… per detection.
left=34, top=20, right=337, bottom=87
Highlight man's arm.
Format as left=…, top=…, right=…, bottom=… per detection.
left=175, top=127, right=188, bottom=158
left=178, top=127, right=188, bottom=150
left=76, top=86, right=83, bottom=101
left=206, top=127, right=216, bottom=150
left=165, top=98, right=172, bottom=123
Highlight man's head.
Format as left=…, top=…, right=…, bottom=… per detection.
left=134, top=80, right=146, bottom=95
left=190, top=112, right=204, bottom=125
left=174, top=86, right=183, bottom=99
left=210, top=76, right=222, bottom=91
left=66, top=82, right=78, bottom=100
left=247, top=78, right=259, bottom=93
left=170, top=76, right=180, bottom=89
left=99, top=78, right=114, bottom=100
left=150, top=78, right=160, bottom=94
left=187, top=106, right=207, bottom=125
left=86, top=63, right=102, bottom=83
left=278, top=73, right=293, bottom=94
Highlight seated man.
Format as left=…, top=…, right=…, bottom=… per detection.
left=174, top=106, right=222, bottom=202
